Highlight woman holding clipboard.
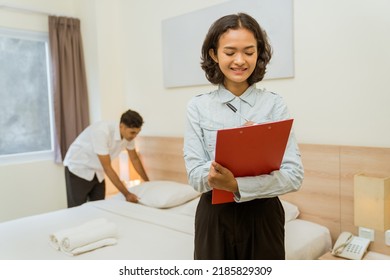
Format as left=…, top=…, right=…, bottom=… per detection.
left=183, top=13, right=304, bottom=260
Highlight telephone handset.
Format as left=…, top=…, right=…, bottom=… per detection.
left=331, top=231, right=370, bottom=260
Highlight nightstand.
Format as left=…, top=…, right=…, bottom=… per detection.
left=319, top=251, right=390, bottom=260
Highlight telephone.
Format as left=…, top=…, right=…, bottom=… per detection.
left=331, top=231, right=371, bottom=260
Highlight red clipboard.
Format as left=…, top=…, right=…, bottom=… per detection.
left=212, top=119, right=293, bottom=204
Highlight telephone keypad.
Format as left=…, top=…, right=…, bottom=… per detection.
left=345, top=243, right=362, bottom=254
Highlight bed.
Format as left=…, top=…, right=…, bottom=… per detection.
left=3, top=135, right=389, bottom=259
left=0, top=180, right=331, bottom=260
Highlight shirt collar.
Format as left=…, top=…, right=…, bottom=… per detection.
left=217, top=84, right=257, bottom=107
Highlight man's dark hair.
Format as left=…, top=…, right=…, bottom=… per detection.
left=120, top=109, right=144, bottom=128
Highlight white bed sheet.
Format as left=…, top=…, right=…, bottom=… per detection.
left=0, top=199, right=194, bottom=260
left=0, top=198, right=331, bottom=260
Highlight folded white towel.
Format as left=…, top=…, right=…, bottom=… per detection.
left=49, top=218, right=108, bottom=250
left=60, top=222, right=118, bottom=254
left=49, top=218, right=118, bottom=256
left=62, top=238, right=118, bottom=256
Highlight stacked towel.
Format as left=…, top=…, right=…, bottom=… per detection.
left=49, top=218, right=118, bottom=256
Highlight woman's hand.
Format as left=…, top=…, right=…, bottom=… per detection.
left=243, top=121, right=256, bottom=126
left=208, top=161, right=238, bottom=192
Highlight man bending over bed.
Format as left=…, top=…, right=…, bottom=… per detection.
left=63, top=109, right=149, bottom=208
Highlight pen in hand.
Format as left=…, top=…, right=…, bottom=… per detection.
left=226, top=103, right=250, bottom=122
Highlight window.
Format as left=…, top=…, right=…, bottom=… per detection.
left=0, top=27, right=54, bottom=164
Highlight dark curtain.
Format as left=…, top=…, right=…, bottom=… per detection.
left=48, top=16, right=90, bottom=163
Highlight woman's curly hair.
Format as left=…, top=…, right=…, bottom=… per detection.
left=200, top=13, right=272, bottom=85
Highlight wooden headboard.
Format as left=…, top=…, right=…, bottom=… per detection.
left=132, top=136, right=390, bottom=255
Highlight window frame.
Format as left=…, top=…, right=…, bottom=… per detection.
left=0, top=27, right=55, bottom=165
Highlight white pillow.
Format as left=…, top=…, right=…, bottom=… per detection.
left=110, top=184, right=299, bottom=220
left=281, top=199, right=300, bottom=222
left=128, top=180, right=200, bottom=209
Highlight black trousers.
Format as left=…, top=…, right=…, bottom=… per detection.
left=64, top=167, right=105, bottom=208
left=194, top=191, right=285, bottom=260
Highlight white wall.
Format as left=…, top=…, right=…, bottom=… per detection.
left=121, top=0, right=226, bottom=137
left=76, top=0, right=128, bottom=122
left=122, top=0, right=390, bottom=147
left=1, top=0, right=389, bottom=222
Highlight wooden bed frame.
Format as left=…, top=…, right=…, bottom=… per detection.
left=116, top=135, right=390, bottom=255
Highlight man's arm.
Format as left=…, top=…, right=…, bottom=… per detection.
left=127, top=149, right=149, bottom=181
left=97, top=154, right=138, bottom=202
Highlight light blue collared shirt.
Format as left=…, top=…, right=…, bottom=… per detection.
left=183, top=84, right=304, bottom=202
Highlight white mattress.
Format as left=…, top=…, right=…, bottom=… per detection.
left=0, top=198, right=331, bottom=260
left=0, top=200, right=194, bottom=260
